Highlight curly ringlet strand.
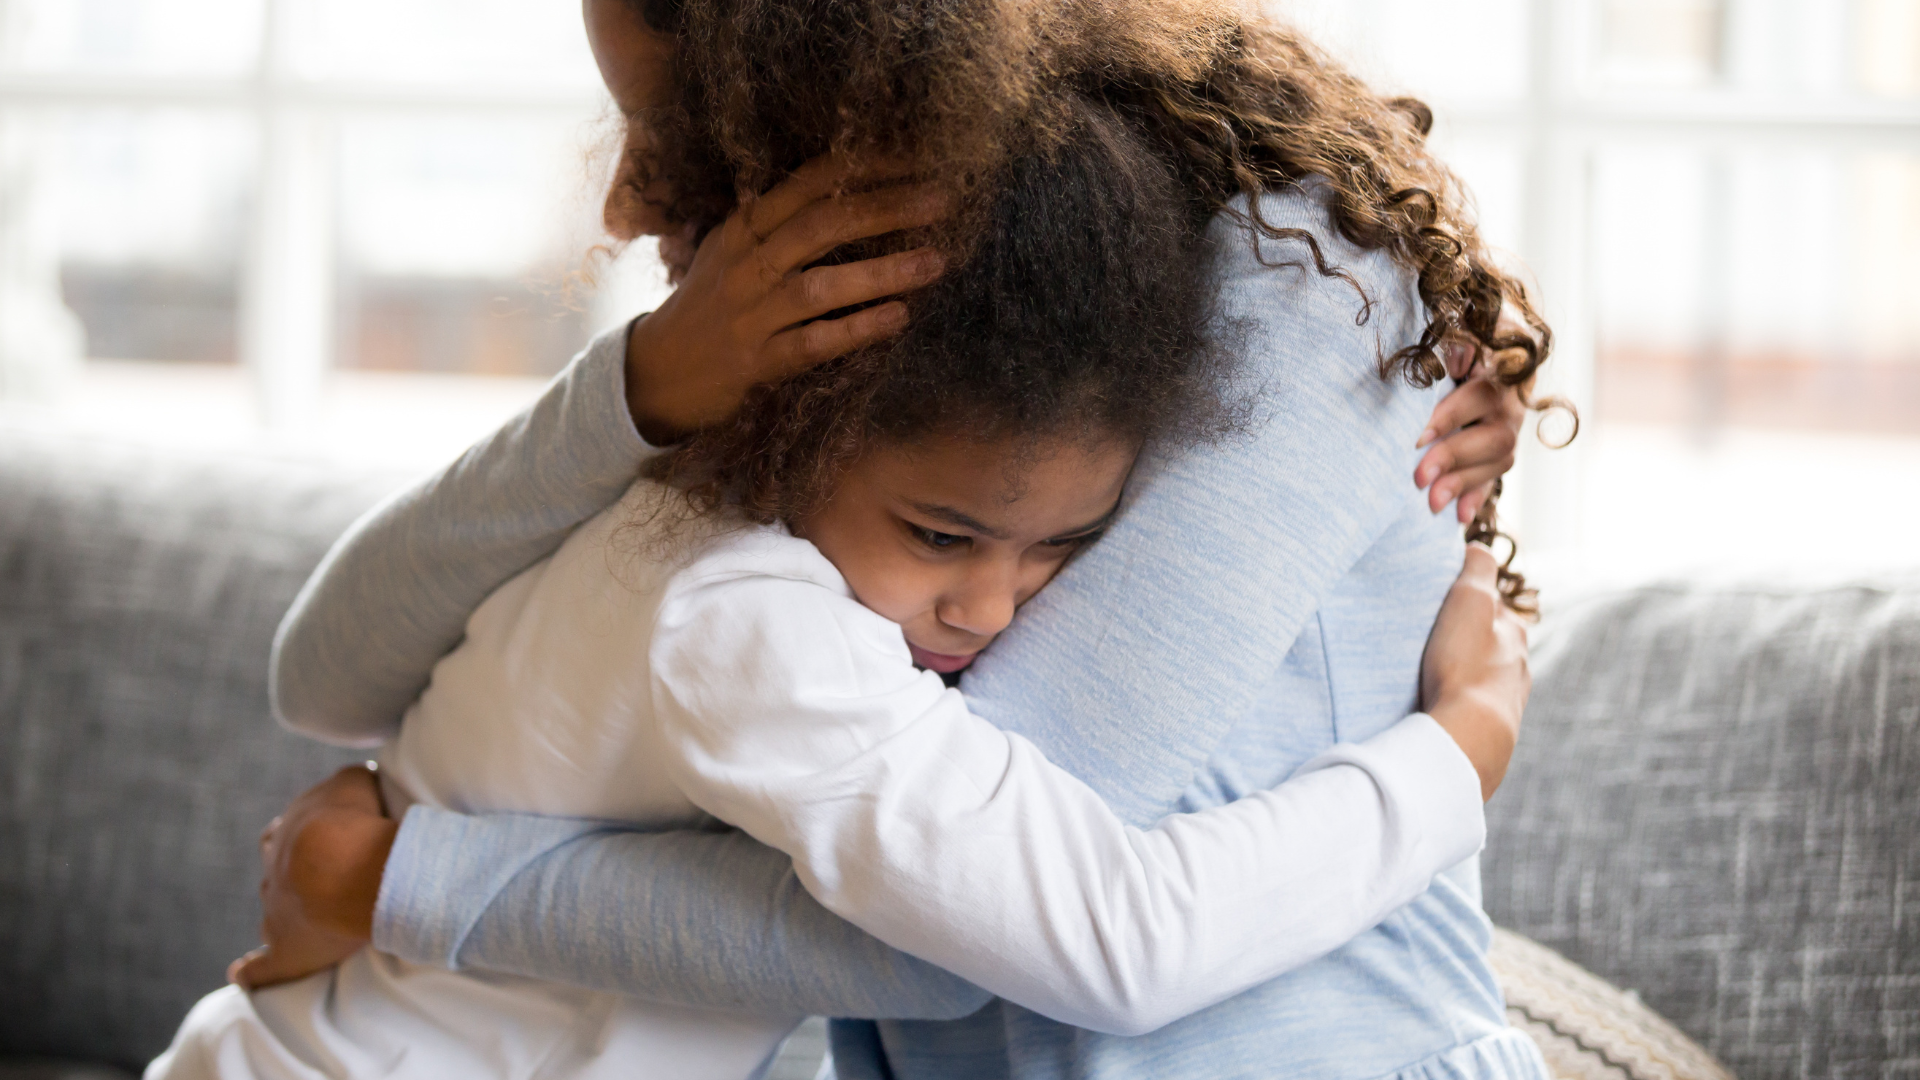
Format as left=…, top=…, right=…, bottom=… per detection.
left=616, top=0, right=1572, bottom=611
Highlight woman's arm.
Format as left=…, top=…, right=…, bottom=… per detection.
left=227, top=766, right=992, bottom=1019
left=271, top=327, right=656, bottom=746
left=382, top=810, right=997, bottom=1019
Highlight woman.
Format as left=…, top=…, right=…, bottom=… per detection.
left=238, top=1, right=1551, bottom=1077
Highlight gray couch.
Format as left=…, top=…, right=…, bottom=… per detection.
left=2, top=428, right=1914, bottom=1079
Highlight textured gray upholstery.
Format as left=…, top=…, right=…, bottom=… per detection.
left=0, top=431, right=399, bottom=1071
left=0, top=1061, right=136, bottom=1080
left=1485, top=580, right=1920, bottom=1080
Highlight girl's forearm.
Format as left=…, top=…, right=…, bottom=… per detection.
left=270, top=325, right=658, bottom=745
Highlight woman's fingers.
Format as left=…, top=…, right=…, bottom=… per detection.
left=1417, top=421, right=1516, bottom=501
left=621, top=155, right=941, bottom=438
left=763, top=246, right=945, bottom=331
left=1431, top=463, right=1509, bottom=516
left=741, top=156, right=868, bottom=239
left=743, top=154, right=921, bottom=243
left=756, top=182, right=951, bottom=277
left=1417, top=375, right=1520, bottom=514
left=764, top=301, right=913, bottom=376
left=1420, top=412, right=1516, bottom=484
left=1417, top=378, right=1503, bottom=451
left=1456, top=481, right=1495, bottom=525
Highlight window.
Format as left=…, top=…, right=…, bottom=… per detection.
left=4, top=1, right=1916, bottom=575
left=0, top=0, right=669, bottom=463
left=1283, top=0, right=1920, bottom=581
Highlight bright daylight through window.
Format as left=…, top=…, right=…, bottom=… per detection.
left=0, top=0, right=1916, bottom=587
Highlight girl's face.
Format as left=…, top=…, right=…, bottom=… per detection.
left=794, top=433, right=1136, bottom=674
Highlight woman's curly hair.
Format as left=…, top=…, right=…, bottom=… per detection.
left=617, top=0, right=1570, bottom=609
left=649, top=93, right=1237, bottom=527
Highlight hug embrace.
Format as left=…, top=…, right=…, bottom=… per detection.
left=148, top=1, right=1567, bottom=1078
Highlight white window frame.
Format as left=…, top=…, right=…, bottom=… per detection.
left=3, top=0, right=1917, bottom=545
left=1444, top=0, right=1920, bottom=551
left=0, top=0, right=601, bottom=427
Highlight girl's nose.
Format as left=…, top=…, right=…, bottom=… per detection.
left=937, top=564, right=1019, bottom=639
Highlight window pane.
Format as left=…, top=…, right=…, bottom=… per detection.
left=1589, top=0, right=1920, bottom=98
left=46, top=107, right=254, bottom=364
left=1596, top=0, right=1724, bottom=87
left=1591, top=144, right=1920, bottom=434
left=1857, top=0, right=1920, bottom=97
left=334, top=113, right=645, bottom=377
left=282, top=0, right=600, bottom=89
left=0, top=0, right=262, bottom=77
left=1270, top=0, right=1530, bottom=104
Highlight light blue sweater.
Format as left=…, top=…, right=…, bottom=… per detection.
left=273, top=186, right=1549, bottom=1080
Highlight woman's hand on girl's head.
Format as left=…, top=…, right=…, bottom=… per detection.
left=623, top=155, right=951, bottom=446
left=1421, top=544, right=1530, bottom=802
left=227, top=765, right=396, bottom=991
left=1413, top=300, right=1543, bottom=522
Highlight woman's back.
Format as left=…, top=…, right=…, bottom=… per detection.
left=847, top=185, right=1538, bottom=1080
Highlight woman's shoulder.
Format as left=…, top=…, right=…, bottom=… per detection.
left=1208, top=179, right=1406, bottom=288
left=1205, top=178, right=1424, bottom=372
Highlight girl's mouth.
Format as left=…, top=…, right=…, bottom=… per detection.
left=908, top=642, right=979, bottom=674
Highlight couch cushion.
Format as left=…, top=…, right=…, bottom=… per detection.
left=0, top=430, right=404, bottom=1070
left=1485, top=579, right=1920, bottom=1080
left=1492, top=927, right=1733, bottom=1080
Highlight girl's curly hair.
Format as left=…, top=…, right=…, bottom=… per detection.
left=618, top=0, right=1570, bottom=610
left=649, top=93, right=1237, bottom=526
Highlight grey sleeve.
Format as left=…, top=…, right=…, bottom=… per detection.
left=375, top=805, right=994, bottom=1020
left=270, top=325, right=659, bottom=746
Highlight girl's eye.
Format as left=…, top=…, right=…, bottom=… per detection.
left=912, top=525, right=968, bottom=551
left=1045, top=529, right=1104, bottom=550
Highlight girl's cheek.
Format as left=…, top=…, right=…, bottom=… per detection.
left=1017, top=556, right=1071, bottom=606
left=838, top=550, right=935, bottom=629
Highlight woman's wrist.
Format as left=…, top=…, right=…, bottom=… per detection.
left=624, top=310, right=702, bottom=446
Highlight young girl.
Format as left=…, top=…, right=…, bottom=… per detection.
left=149, top=95, right=1516, bottom=1080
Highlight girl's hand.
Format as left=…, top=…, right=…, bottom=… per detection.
left=1414, top=301, right=1542, bottom=522
left=1421, top=544, right=1531, bottom=801
left=624, top=156, right=951, bottom=444
left=227, top=766, right=396, bottom=991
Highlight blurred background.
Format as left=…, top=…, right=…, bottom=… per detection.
left=0, top=0, right=669, bottom=464
left=0, top=0, right=1914, bottom=584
